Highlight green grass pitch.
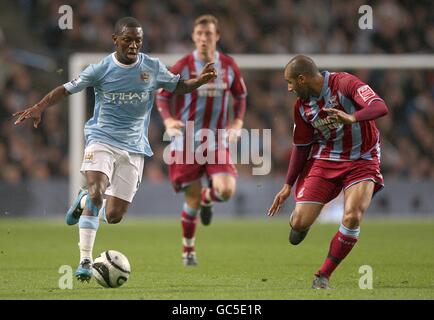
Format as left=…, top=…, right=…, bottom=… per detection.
left=0, top=217, right=433, bottom=299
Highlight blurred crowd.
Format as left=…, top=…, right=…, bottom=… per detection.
left=19, top=0, right=434, bottom=55
left=0, top=0, right=433, bottom=184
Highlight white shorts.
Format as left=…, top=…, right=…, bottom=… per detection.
left=81, top=142, right=145, bottom=203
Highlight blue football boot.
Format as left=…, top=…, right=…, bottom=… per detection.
left=65, top=188, right=88, bottom=225
left=75, top=258, right=93, bottom=282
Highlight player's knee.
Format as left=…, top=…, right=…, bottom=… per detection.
left=218, top=188, right=234, bottom=201
left=290, top=212, right=310, bottom=231
left=343, top=208, right=363, bottom=229
left=105, top=209, right=126, bottom=224
left=106, top=214, right=123, bottom=224
left=290, top=218, right=307, bottom=231
left=107, top=216, right=122, bottom=224
left=88, top=183, right=105, bottom=208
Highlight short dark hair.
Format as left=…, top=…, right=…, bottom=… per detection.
left=285, top=54, right=318, bottom=78
left=114, top=17, right=142, bottom=35
left=194, top=14, right=219, bottom=33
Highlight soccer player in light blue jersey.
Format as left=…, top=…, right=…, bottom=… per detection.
left=14, top=17, right=217, bottom=282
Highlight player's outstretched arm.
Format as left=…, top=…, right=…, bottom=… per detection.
left=267, top=145, right=311, bottom=216
left=13, top=85, right=70, bottom=128
left=268, top=184, right=292, bottom=216
left=173, top=62, right=217, bottom=95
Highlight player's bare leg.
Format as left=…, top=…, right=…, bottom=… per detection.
left=289, top=203, right=323, bottom=245
left=182, top=180, right=202, bottom=266
left=200, top=174, right=236, bottom=226
left=104, top=196, right=130, bottom=224
left=76, top=171, right=109, bottom=282
left=314, top=180, right=375, bottom=289
left=342, top=180, right=374, bottom=229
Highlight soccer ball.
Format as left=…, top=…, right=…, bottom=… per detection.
left=92, top=250, right=131, bottom=288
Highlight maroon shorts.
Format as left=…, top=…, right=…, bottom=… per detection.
left=168, top=148, right=237, bottom=192
left=294, top=158, right=384, bottom=204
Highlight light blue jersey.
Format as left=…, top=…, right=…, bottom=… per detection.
left=64, top=53, right=180, bottom=156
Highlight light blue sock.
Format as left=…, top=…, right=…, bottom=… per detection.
left=78, top=215, right=99, bottom=230
left=183, top=203, right=198, bottom=217
left=339, top=224, right=360, bottom=238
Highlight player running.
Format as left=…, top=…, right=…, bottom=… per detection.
left=268, top=55, right=388, bottom=289
left=13, top=17, right=217, bottom=282
left=156, top=15, right=247, bottom=266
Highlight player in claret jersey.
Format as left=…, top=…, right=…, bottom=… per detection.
left=268, top=55, right=388, bottom=289
left=156, top=15, right=247, bottom=266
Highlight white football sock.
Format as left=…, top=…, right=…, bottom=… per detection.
left=183, top=237, right=196, bottom=248
left=79, top=228, right=97, bottom=262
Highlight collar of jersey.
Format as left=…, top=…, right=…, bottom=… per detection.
left=308, top=71, right=330, bottom=102
left=193, top=50, right=219, bottom=64
left=111, top=52, right=140, bottom=68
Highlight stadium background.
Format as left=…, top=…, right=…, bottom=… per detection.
left=0, top=0, right=433, bottom=218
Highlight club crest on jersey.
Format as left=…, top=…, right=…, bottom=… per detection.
left=70, top=77, right=80, bottom=87
left=84, top=152, right=93, bottom=162
left=325, top=95, right=339, bottom=109
left=140, top=72, right=150, bottom=81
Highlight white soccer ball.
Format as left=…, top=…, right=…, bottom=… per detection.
left=92, top=250, right=131, bottom=288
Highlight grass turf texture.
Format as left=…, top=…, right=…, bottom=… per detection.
left=0, top=218, right=433, bottom=299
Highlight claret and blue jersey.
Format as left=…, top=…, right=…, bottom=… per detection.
left=157, top=50, right=247, bottom=151
left=64, top=52, right=180, bottom=156
left=293, top=71, right=384, bottom=161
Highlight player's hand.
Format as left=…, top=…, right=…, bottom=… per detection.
left=164, top=117, right=184, bottom=137
left=324, top=108, right=356, bottom=125
left=226, top=119, right=243, bottom=143
left=268, top=184, right=292, bottom=217
left=13, top=105, right=43, bottom=128
left=198, top=62, right=217, bottom=84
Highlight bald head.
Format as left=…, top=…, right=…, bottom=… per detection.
left=284, top=55, right=319, bottom=79
left=284, top=55, right=323, bottom=100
